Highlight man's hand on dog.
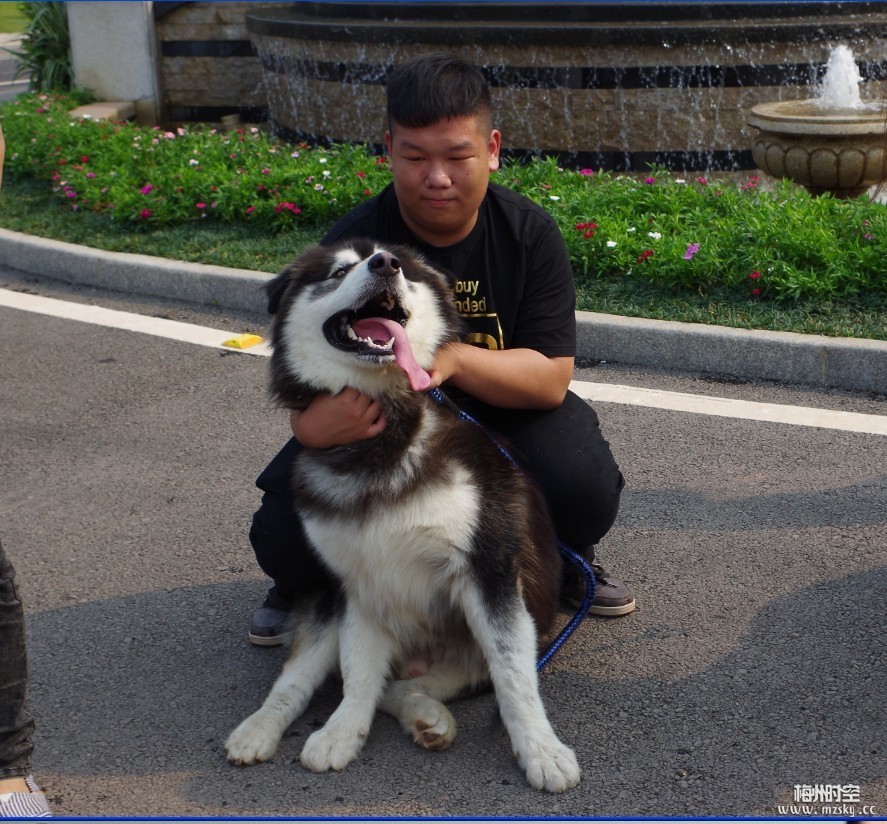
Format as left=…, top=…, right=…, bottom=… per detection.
left=290, top=389, right=388, bottom=448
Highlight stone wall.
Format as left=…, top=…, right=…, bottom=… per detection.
left=154, top=1, right=267, bottom=125
left=154, top=2, right=887, bottom=172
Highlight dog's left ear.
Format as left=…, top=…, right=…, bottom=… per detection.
left=265, top=267, right=292, bottom=316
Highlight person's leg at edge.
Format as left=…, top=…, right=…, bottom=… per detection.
left=453, top=389, right=635, bottom=617
left=248, top=438, right=336, bottom=646
left=0, top=540, right=52, bottom=818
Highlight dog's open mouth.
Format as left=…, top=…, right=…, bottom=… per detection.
left=323, top=291, right=431, bottom=391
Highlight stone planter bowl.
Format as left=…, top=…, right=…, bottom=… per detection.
left=746, top=100, right=887, bottom=198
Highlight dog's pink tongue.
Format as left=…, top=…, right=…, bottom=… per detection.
left=351, top=318, right=431, bottom=391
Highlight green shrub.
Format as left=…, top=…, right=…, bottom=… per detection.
left=7, top=2, right=73, bottom=91
left=1, top=90, right=885, bottom=306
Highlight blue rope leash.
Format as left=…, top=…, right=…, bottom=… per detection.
left=427, top=388, right=595, bottom=671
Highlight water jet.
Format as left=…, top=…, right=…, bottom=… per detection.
left=746, top=45, right=887, bottom=197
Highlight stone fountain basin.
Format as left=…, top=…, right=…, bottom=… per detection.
left=746, top=99, right=887, bottom=196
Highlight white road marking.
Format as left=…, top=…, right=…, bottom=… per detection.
left=2, top=287, right=884, bottom=435
left=0, top=287, right=271, bottom=356
left=570, top=381, right=887, bottom=436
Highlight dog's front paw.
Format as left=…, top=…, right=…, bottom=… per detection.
left=518, top=737, right=581, bottom=793
left=225, top=712, right=283, bottom=766
left=300, top=723, right=365, bottom=772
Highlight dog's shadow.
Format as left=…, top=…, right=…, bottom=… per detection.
left=25, top=569, right=887, bottom=817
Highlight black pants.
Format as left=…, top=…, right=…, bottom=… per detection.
left=250, top=390, right=625, bottom=603
left=0, top=540, right=35, bottom=779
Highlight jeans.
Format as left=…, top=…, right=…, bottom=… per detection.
left=0, top=540, right=35, bottom=779
left=250, top=390, right=625, bottom=603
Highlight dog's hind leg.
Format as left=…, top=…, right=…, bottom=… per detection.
left=226, top=619, right=338, bottom=766
left=457, top=583, right=580, bottom=793
left=379, top=662, right=481, bottom=751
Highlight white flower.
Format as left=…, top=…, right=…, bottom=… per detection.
left=607, top=240, right=617, bottom=248
left=549, top=195, right=560, bottom=201
left=189, top=159, right=200, bottom=166
left=648, top=231, right=662, bottom=240
left=675, top=178, right=687, bottom=184
left=627, top=226, right=637, bottom=232
left=319, top=157, right=328, bottom=164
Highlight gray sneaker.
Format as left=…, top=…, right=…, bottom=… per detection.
left=562, top=564, right=636, bottom=617
left=249, top=603, right=294, bottom=646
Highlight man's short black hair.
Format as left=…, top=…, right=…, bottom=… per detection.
left=386, top=53, right=492, bottom=131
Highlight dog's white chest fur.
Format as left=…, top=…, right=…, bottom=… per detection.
left=302, top=460, right=479, bottom=638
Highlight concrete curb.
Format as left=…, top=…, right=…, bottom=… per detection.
left=0, top=227, right=273, bottom=315
left=576, top=311, right=886, bottom=394
left=1, top=226, right=885, bottom=394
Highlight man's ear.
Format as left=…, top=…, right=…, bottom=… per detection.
left=488, top=129, right=502, bottom=173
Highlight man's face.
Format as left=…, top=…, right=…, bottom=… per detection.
left=385, top=115, right=501, bottom=247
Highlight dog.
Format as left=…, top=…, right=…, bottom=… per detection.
left=224, top=239, right=580, bottom=792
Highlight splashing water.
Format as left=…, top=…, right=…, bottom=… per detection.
left=818, top=45, right=864, bottom=109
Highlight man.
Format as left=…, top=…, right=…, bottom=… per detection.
left=248, top=53, right=634, bottom=646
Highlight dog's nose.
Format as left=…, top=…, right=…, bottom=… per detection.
left=368, top=251, right=401, bottom=277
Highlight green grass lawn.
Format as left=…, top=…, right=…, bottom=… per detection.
left=2, top=176, right=884, bottom=341
left=0, top=2, right=26, bottom=33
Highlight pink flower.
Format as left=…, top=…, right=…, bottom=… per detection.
left=750, top=288, right=762, bottom=298
left=196, top=202, right=207, bottom=210
left=261, top=168, right=271, bottom=175
left=140, top=184, right=153, bottom=195
left=696, top=177, right=708, bottom=185
left=139, top=209, right=152, bottom=219
left=637, top=249, right=654, bottom=263
left=644, top=177, right=656, bottom=185
left=683, top=242, right=700, bottom=260
left=86, top=172, right=96, bottom=179
left=749, top=270, right=762, bottom=280
left=863, top=233, right=875, bottom=240
left=245, top=206, right=256, bottom=214
left=579, top=168, right=595, bottom=176
left=356, top=171, right=366, bottom=178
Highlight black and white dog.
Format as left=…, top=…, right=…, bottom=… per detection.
left=224, top=239, right=580, bottom=792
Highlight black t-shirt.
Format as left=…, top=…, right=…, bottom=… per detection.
left=321, top=182, right=576, bottom=357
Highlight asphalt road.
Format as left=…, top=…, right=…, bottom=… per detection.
left=1, top=268, right=885, bottom=819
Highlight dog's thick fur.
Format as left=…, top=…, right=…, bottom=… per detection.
left=225, top=239, right=580, bottom=791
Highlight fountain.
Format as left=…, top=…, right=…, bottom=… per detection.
left=246, top=3, right=887, bottom=173
left=746, top=45, right=887, bottom=197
